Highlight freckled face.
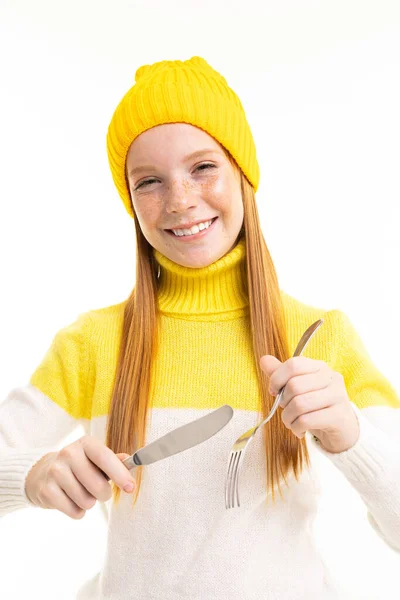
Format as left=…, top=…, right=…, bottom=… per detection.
left=125, top=123, right=244, bottom=268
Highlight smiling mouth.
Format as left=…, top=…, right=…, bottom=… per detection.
left=165, top=217, right=218, bottom=234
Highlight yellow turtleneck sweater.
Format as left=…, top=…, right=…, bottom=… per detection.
left=25, top=237, right=400, bottom=419
left=0, top=237, right=399, bottom=599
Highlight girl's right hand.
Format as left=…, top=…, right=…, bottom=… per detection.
left=24, top=435, right=135, bottom=519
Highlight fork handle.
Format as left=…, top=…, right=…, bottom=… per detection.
left=256, top=386, right=285, bottom=432
left=256, top=319, right=324, bottom=433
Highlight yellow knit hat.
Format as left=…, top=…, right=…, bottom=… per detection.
left=106, top=56, right=260, bottom=218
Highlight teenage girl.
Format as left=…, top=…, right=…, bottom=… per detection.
left=1, top=56, right=399, bottom=599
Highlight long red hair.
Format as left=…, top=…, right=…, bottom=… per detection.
left=106, top=150, right=310, bottom=505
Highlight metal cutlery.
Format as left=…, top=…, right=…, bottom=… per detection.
left=104, top=404, right=234, bottom=481
left=225, top=319, right=324, bottom=509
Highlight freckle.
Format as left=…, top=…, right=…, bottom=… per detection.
left=201, top=180, right=216, bottom=191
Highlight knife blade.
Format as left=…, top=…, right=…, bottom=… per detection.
left=104, top=404, right=233, bottom=481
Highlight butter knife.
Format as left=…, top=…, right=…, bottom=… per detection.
left=104, top=404, right=233, bottom=480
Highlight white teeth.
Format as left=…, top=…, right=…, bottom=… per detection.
left=172, top=219, right=214, bottom=237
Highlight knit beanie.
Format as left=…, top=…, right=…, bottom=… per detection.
left=106, top=56, right=260, bottom=218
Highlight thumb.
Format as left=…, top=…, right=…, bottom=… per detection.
left=114, top=453, right=136, bottom=493
left=116, top=452, right=131, bottom=461
left=259, top=354, right=282, bottom=376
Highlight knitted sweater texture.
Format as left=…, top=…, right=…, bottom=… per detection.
left=1, top=237, right=399, bottom=599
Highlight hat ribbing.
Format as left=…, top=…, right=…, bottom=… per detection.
left=106, top=56, right=260, bottom=217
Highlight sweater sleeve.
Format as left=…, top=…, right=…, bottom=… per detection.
left=0, top=312, right=93, bottom=517
left=310, top=309, right=400, bottom=552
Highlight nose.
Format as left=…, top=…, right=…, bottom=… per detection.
left=164, top=179, right=199, bottom=214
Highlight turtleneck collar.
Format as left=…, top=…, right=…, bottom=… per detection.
left=152, top=237, right=249, bottom=318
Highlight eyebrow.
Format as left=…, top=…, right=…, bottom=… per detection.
left=127, top=149, right=220, bottom=178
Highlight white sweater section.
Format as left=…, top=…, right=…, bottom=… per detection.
left=1, top=385, right=400, bottom=599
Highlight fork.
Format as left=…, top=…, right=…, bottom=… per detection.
left=225, top=318, right=324, bottom=509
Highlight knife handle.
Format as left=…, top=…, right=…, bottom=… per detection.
left=100, top=455, right=136, bottom=482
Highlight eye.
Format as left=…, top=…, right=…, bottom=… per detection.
left=134, top=163, right=215, bottom=191
left=196, top=163, right=216, bottom=172
left=135, top=178, right=158, bottom=191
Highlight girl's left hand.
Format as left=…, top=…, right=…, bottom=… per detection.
left=259, top=355, right=360, bottom=453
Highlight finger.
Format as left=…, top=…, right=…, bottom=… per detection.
left=58, top=443, right=115, bottom=501
left=80, top=437, right=135, bottom=493
left=116, top=453, right=131, bottom=461
left=56, top=466, right=98, bottom=511
left=115, top=453, right=132, bottom=476
left=38, top=482, right=86, bottom=520
left=259, top=354, right=281, bottom=376
left=279, top=370, right=330, bottom=409
left=290, top=406, right=335, bottom=438
left=269, top=357, right=324, bottom=397
left=281, top=388, right=332, bottom=429
left=66, top=449, right=116, bottom=502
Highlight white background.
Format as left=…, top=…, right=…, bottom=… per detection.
left=0, top=0, right=399, bottom=598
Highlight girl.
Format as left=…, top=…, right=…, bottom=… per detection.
left=1, top=56, right=399, bottom=599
